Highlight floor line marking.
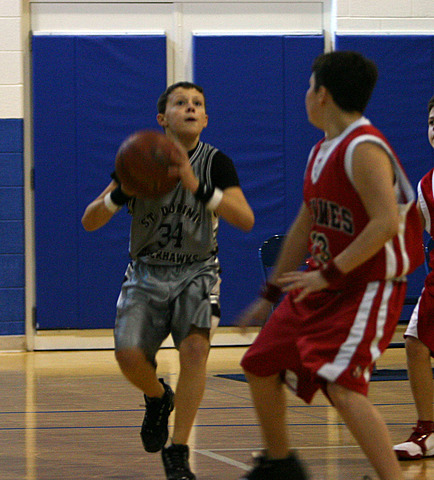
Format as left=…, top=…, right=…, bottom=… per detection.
left=195, top=449, right=251, bottom=471
left=195, top=445, right=361, bottom=453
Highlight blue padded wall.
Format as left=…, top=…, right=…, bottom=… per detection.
left=193, top=35, right=324, bottom=324
left=32, top=35, right=167, bottom=329
left=31, top=33, right=432, bottom=332
left=0, top=119, right=24, bottom=335
left=336, top=35, right=434, bottom=317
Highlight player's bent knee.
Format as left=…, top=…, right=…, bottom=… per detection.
left=115, top=348, right=149, bottom=371
left=179, top=334, right=210, bottom=363
left=115, top=348, right=137, bottom=368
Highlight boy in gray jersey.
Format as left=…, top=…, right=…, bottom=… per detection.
left=82, top=82, right=254, bottom=480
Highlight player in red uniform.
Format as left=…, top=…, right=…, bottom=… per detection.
left=393, top=94, right=434, bottom=460
left=237, top=51, right=424, bottom=480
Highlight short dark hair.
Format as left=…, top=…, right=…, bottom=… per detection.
left=428, top=95, right=434, bottom=113
left=157, top=81, right=205, bottom=114
left=312, top=51, right=378, bottom=113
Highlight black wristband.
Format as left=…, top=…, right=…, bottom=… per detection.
left=194, top=181, right=215, bottom=204
left=319, top=259, right=345, bottom=287
left=260, top=282, right=283, bottom=303
left=110, top=184, right=132, bottom=206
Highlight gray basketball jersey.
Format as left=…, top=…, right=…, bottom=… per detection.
left=128, top=142, right=219, bottom=264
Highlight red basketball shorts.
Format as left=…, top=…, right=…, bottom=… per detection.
left=405, top=273, right=434, bottom=355
left=241, top=280, right=407, bottom=403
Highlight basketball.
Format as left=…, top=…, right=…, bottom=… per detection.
left=115, top=130, right=180, bottom=199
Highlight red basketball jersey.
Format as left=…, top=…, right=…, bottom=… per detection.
left=418, top=168, right=434, bottom=273
left=303, top=117, right=424, bottom=285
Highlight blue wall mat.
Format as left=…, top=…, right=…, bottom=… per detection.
left=33, top=35, right=79, bottom=328
left=336, top=35, right=434, bottom=303
left=0, top=319, right=24, bottom=336
left=0, top=119, right=23, bottom=152
left=283, top=36, right=325, bottom=221
left=0, top=255, right=24, bottom=288
left=0, top=221, right=24, bottom=254
left=1, top=153, right=24, bottom=185
left=0, top=289, right=24, bottom=323
left=193, top=35, right=323, bottom=325
left=32, top=35, right=167, bottom=329
left=0, top=187, right=23, bottom=220
left=0, top=118, right=24, bottom=335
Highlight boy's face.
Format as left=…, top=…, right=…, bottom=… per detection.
left=157, top=87, right=208, bottom=140
left=428, top=106, right=434, bottom=149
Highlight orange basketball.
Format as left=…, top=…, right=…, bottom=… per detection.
left=115, top=130, right=179, bottom=199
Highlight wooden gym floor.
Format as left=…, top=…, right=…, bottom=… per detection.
left=0, top=345, right=433, bottom=480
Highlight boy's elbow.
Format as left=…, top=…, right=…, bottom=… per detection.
left=81, top=218, right=94, bottom=232
left=81, top=215, right=99, bottom=232
left=241, top=212, right=255, bottom=232
left=246, top=215, right=255, bottom=232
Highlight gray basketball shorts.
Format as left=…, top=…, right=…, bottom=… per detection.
left=114, top=257, right=221, bottom=364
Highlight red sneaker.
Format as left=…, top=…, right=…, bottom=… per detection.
left=393, top=422, right=434, bottom=460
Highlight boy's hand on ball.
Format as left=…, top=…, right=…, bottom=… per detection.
left=115, top=130, right=179, bottom=199
left=168, top=141, right=200, bottom=193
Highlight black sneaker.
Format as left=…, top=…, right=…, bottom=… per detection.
left=240, top=452, right=309, bottom=480
left=161, top=444, right=196, bottom=480
left=140, top=378, right=175, bottom=453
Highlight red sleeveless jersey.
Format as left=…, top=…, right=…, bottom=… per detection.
left=418, top=168, right=434, bottom=272
left=418, top=168, right=434, bottom=237
left=303, top=118, right=424, bottom=284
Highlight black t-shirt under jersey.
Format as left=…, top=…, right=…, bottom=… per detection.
left=188, top=145, right=240, bottom=191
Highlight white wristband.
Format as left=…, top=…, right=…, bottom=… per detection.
left=104, top=192, right=122, bottom=214
left=206, top=187, right=223, bottom=211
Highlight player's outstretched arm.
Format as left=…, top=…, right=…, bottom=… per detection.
left=82, top=180, right=127, bottom=231
left=214, top=186, right=255, bottom=232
